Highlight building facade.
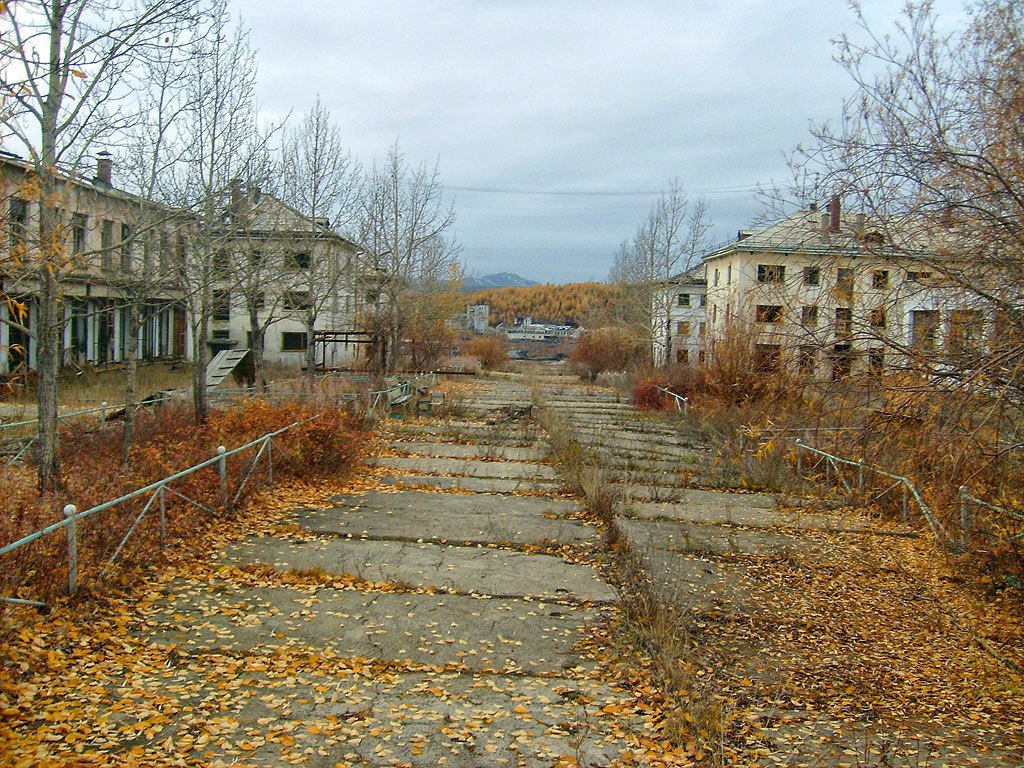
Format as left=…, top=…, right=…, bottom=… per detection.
left=702, top=200, right=984, bottom=378
left=210, top=185, right=368, bottom=369
left=1, top=154, right=189, bottom=374
left=1, top=155, right=373, bottom=375
left=652, top=264, right=707, bottom=367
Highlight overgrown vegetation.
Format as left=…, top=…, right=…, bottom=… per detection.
left=570, top=326, right=648, bottom=381
left=538, top=405, right=724, bottom=760
left=0, top=399, right=369, bottom=605
left=627, top=333, right=1024, bottom=583
left=465, top=282, right=621, bottom=326
left=461, top=335, right=508, bottom=370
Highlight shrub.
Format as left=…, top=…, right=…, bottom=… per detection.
left=570, top=326, right=648, bottom=381
left=462, top=335, right=507, bottom=370
left=631, top=377, right=669, bottom=410
left=0, top=399, right=369, bottom=605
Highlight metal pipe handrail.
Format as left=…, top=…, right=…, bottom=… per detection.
left=654, top=386, right=689, bottom=416
left=794, top=438, right=949, bottom=543
left=0, top=395, right=173, bottom=433
left=0, top=414, right=319, bottom=602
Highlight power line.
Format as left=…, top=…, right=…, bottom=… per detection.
left=446, top=182, right=767, bottom=197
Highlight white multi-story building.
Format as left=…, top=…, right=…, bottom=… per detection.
left=210, top=185, right=368, bottom=369
left=702, top=199, right=986, bottom=378
left=652, top=264, right=707, bottom=367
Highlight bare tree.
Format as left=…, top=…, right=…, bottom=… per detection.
left=794, top=1, right=1024, bottom=398
left=610, top=180, right=711, bottom=368
left=0, top=0, right=201, bottom=491
left=278, top=97, right=362, bottom=376
left=359, top=141, right=460, bottom=373
left=172, top=0, right=263, bottom=421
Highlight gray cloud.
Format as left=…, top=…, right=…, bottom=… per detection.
left=233, top=0, right=968, bottom=283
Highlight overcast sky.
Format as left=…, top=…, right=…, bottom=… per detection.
left=232, top=0, right=968, bottom=284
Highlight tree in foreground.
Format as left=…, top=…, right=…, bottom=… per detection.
left=359, top=142, right=460, bottom=373
left=796, top=1, right=1024, bottom=394
left=1, top=0, right=201, bottom=491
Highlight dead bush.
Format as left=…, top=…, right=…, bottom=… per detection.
left=462, top=335, right=508, bottom=370
left=570, top=326, right=648, bottom=381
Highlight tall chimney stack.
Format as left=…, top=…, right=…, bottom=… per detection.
left=95, top=151, right=112, bottom=186
left=829, top=194, right=841, bottom=232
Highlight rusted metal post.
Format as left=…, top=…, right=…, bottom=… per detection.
left=217, top=445, right=228, bottom=508
left=64, top=504, right=78, bottom=595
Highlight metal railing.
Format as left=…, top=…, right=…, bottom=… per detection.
left=794, top=438, right=1021, bottom=552
left=0, top=396, right=173, bottom=465
left=654, top=386, right=689, bottom=416
left=369, top=372, right=439, bottom=413
left=0, top=415, right=319, bottom=607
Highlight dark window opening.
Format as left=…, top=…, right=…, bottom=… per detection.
left=282, top=331, right=308, bottom=351
left=835, top=307, right=852, bottom=337
left=212, top=290, right=231, bottom=321
left=803, top=266, right=820, bottom=286
left=756, top=305, right=784, bottom=323
left=837, top=267, right=854, bottom=293
left=757, top=264, right=785, bottom=283
left=72, top=213, right=87, bottom=254
left=9, top=198, right=27, bottom=249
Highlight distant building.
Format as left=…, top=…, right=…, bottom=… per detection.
left=465, top=304, right=490, bottom=334
left=652, top=264, right=707, bottom=367
left=502, top=319, right=581, bottom=342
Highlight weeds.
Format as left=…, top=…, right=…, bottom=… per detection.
left=539, top=404, right=731, bottom=763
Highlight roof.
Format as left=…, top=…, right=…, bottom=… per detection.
left=667, top=262, right=707, bottom=284
left=702, top=207, right=960, bottom=263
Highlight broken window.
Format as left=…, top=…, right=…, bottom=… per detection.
left=757, top=264, right=785, bottom=283
left=756, top=305, right=784, bottom=323
left=836, top=267, right=854, bottom=293
left=835, top=307, right=852, bottom=337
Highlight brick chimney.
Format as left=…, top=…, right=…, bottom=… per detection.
left=829, top=194, right=841, bottom=232
left=229, top=178, right=244, bottom=222
left=95, top=151, right=112, bottom=186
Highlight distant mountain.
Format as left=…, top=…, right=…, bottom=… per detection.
left=462, top=272, right=537, bottom=292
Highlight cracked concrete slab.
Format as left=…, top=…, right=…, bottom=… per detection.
left=379, top=473, right=563, bottom=494
left=371, top=455, right=559, bottom=480
left=145, top=581, right=602, bottom=675
left=292, top=492, right=597, bottom=546
left=223, top=536, right=617, bottom=603
left=617, top=517, right=808, bottom=558
left=387, top=440, right=550, bottom=462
